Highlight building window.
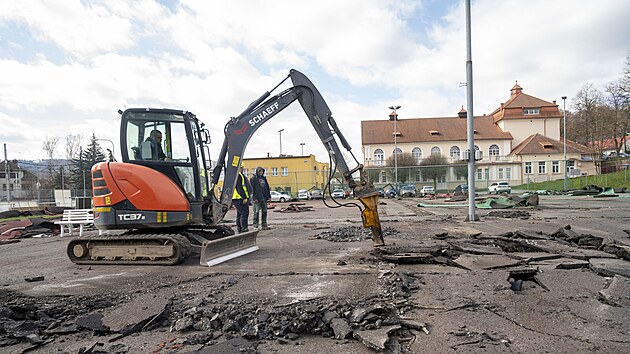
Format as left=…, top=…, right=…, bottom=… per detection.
left=430, top=146, right=441, bottom=155
left=393, top=147, right=402, bottom=156
left=415, top=169, right=421, bottom=182
left=489, top=144, right=499, bottom=156
left=272, top=167, right=278, bottom=176
left=412, top=147, right=422, bottom=161
left=476, top=168, right=482, bottom=180
left=566, top=160, right=575, bottom=172
left=552, top=161, right=559, bottom=173
left=374, top=149, right=384, bottom=161
left=498, top=168, right=504, bottom=179
left=523, top=108, right=540, bottom=115
left=484, top=168, right=490, bottom=180
left=525, top=162, right=532, bottom=174
left=281, top=167, right=288, bottom=176
left=506, top=168, right=512, bottom=179
left=380, top=171, right=387, bottom=183
left=449, top=146, right=460, bottom=159
left=538, top=161, right=546, bottom=174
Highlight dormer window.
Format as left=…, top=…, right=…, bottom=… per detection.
left=523, top=108, right=540, bottom=115
left=541, top=141, right=553, bottom=149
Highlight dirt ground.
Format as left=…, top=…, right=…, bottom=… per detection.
left=1, top=193, right=629, bottom=353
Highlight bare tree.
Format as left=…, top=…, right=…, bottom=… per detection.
left=621, top=51, right=630, bottom=95
left=385, top=152, right=417, bottom=184
left=42, top=135, right=60, bottom=181
left=419, top=154, right=448, bottom=190
left=65, top=134, right=83, bottom=161
left=571, top=83, right=607, bottom=174
left=604, top=81, right=629, bottom=154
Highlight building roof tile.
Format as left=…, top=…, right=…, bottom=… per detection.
left=361, top=115, right=512, bottom=145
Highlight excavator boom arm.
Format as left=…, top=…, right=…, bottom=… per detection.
left=211, top=69, right=384, bottom=245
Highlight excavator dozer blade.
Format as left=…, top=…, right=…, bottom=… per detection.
left=199, top=229, right=259, bottom=266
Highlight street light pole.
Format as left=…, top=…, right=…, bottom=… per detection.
left=562, top=96, right=568, bottom=190
left=464, top=0, right=479, bottom=221
left=389, top=105, right=401, bottom=193
left=80, top=147, right=86, bottom=197
left=278, top=129, right=284, bottom=156
left=300, top=142, right=305, bottom=155
left=95, top=139, right=116, bottom=161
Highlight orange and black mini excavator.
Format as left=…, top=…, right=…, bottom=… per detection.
left=67, top=69, right=385, bottom=266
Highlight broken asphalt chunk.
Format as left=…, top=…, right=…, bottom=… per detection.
left=101, top=292, right=171, bottom=334
left=24, top=276, right=44, bottom=283
left=353, top=325, right=401, bottom=351
left=590, top=258, right=630, bottom=278
left=75, top=313, right=107, bottom=332
left=331, top=318, right=352, bottom=339
left=598, top=275, right=630, bottom=307
left=453, top=254, right=522, bottom=270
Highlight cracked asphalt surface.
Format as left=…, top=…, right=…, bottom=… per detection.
left=1, top=193, right=629, bottom=353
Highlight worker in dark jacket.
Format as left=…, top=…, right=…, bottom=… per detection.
left=249, top=166, right=272, bottom=230
left=232, top=166, right=251, bottom=233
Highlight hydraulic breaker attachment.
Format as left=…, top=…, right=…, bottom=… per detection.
left=198, top=229, right=259, bottom=266
left=357, top=192, right=385, bottom=246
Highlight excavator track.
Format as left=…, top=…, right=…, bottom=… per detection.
left=67, top=233, right=192, bottom=265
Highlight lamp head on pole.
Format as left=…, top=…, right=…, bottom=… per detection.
left=388, top=105, right=401, bottom=121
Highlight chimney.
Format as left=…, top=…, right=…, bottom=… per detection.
left=458, top=106, right=467, bottom=118
left=389, top=111, right=398, bottom=121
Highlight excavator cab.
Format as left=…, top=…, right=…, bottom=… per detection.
left=121, top=109, right=209, bottom=204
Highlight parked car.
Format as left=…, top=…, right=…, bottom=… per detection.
left=331, top=188, right=345, bottom=199
left=488, top=181, right=512, bottom=194
left=419, top=186, right=435, bottom=197
left=297, top=189, right=311, bottom=200
left=385, top=189, right=397, bottom=198
left=400, top=185, right=417, bottom=197
left=270, top=190, right=292, bottom=202
left=310, top=189, right=325, bottom=200
left=453, top=184, right=469, bottom=196
left=376, top=188, right=385, bottom=198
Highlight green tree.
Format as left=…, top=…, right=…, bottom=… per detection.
left=419, top=154, right=448, bottom=189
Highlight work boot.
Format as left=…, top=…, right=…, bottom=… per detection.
left=241, top=228, right=249, bottom=233
left=253, top=224, right=259, bottom=230
left=262, top=225, right=270, bottom=230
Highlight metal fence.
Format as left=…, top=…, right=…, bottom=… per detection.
left=0, top=189, right=92, bottom=210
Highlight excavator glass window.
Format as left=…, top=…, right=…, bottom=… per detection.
left=124, top=112, right=198, bottom=201
left=126, top=119, right=190, bottom=163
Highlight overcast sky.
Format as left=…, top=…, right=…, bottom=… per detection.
left=1, top=0, right=629, bottom=163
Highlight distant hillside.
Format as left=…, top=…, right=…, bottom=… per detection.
left=17, top=159, right=69, bottom=174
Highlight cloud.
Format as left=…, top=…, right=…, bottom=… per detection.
left=0, top=0, right=628, bottom=163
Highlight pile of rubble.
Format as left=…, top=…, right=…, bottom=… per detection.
left=311, top=226, right=399, bottom=242
left=0, top=269, right=426, bottom=353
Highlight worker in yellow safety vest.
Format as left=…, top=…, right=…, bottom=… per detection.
left=232, top=166, right=252, bottom=233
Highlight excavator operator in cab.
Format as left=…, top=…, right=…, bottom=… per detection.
left=142, top=129, right=166, bottom=160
